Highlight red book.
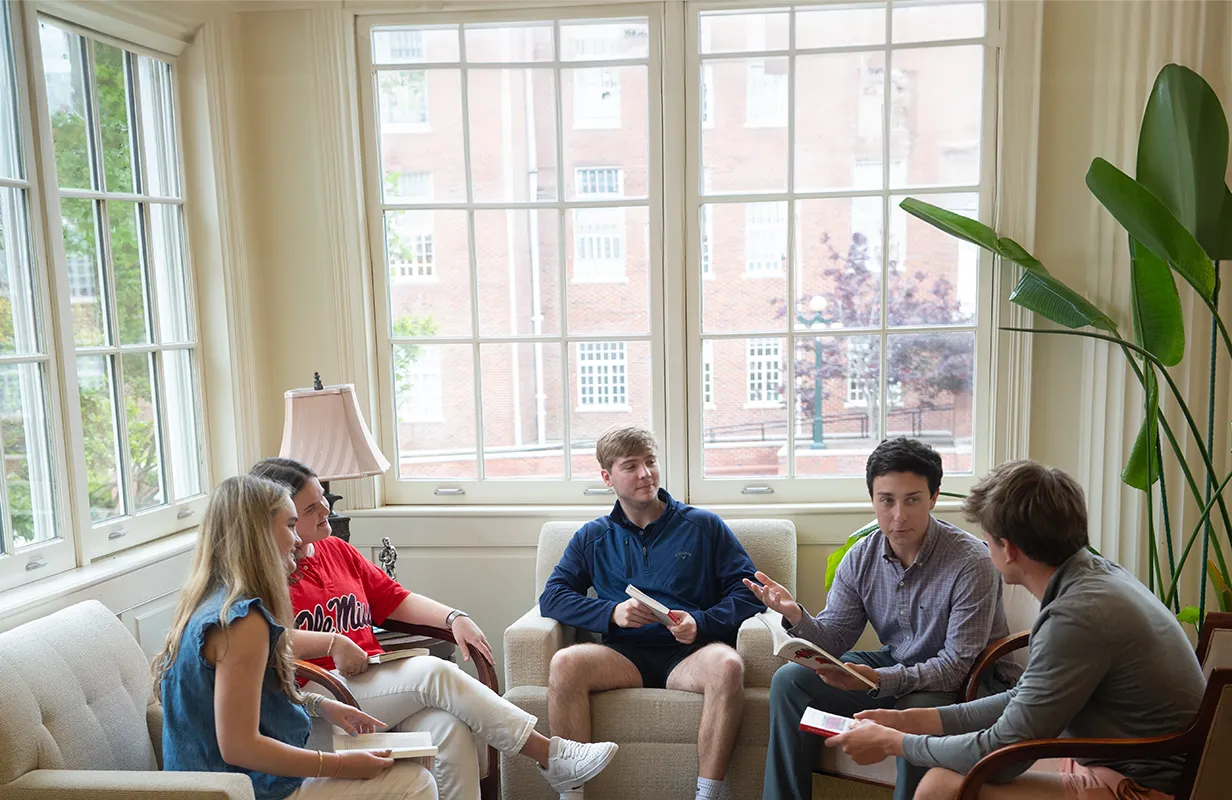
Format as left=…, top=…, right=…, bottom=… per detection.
left=799, top=708, right=857, bottom=738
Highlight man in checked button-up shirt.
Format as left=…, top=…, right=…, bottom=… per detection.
left=748, top=438, right=1019, bottom=800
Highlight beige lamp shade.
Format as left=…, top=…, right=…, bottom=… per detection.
left=279, top=384, right=391, bottom=480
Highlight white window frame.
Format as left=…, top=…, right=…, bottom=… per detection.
left=573, top=166, right=626, bottom=283
left=359, top=8, right=664, bottom=506
left=686, top=1, right=1003, bottom=504
left=388, top=171, right=435, bottom=282
left=576, top=341, right=628, bottom=410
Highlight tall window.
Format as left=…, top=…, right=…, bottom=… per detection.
left=577, top=341, right=627, bottom=408
left=362, top=2, right=993, bottom=505
left=362, top=14, right=654, bottom=502
left=746, top=338, right=782, bottom=405
left=39, top=19, right=203, bottom=551
left=697, top=2, right=988, bottom=498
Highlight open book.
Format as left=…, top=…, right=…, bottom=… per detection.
left=625, top=584, right=679, bottom=626
left=333, top=730, right=437, bottom=768
left=368, top=648, right=429, bottom=665
left=754, top=611, right=878, bottom=690
left=799, top=708, right=857, bottom=738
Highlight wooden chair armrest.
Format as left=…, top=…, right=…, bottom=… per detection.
left=956, top=732, right=1191, bottom=800
left=962, top=631, right=1030, bottom=702
left=378, top=619, right=501, bottom=696
left=294, top=660, right=358, bottom=707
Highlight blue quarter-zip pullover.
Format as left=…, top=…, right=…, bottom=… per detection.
left=539, top=489, right=764, bottom=647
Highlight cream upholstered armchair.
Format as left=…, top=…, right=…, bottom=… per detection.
left=0, top=599, right=253, bottom=800
left=501, top=519, right=796, bottom=800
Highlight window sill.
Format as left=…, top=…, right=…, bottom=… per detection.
left=0, top=529, right=198, bottom=621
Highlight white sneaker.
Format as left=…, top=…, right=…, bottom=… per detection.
left=538, top=736, right=619, bottom=792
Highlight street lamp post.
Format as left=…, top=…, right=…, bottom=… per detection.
left=797, top=295, right=835, bottom=450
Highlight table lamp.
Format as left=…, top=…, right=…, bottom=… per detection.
left=279, top=373, right=390, bottom=542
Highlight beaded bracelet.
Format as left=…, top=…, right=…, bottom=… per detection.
left=302, top=692, right=325, bottom=718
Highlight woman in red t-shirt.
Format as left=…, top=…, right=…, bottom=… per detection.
left=250, top=458, right=616, bottom=800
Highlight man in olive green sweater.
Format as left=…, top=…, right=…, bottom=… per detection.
left=824, top=460, right=1204, bottom=800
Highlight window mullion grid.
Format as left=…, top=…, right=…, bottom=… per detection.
left=457, top=27, right=486, bottom=482
left=552, top=19, right=572, bottom=481
left=879, top=5, right=893, bottom=444
left=783, top=8, right=797, bottom=477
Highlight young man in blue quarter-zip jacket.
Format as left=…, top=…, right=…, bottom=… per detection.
left=538, top=424, right=764, bottom=800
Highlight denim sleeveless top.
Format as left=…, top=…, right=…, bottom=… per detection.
left=161, top=589, right=311, bottom=800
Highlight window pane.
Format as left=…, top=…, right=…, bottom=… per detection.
left=888, top=192, right=978, bottom=327
left=162, top=349, right=201, bottom=499
left=701, top=336, right=787, bottom=478
left=378, top=69, right=465, bottom=202
left=393, top=343, right=476, bottom=479
left=480, top=342, right=564, bottom=479
left=109, top=201, right=150, bottom=345
left=61, top=197, right=107, bottom=346
left=793, top=334, right=882, bottom=476
left=475, top=208, right=560, bottom=337
left=563, top=65, right=648, bottom=198
left=796, top=3, right=886, bottom=49
left=464, top=22, right=554, bottom=62
left=701, top=57, right=787, bottom=193
left=701, top=202, right=787, bottom=334
left=137, top=55, right=179, bottom=198
left=40, top=23, right=92, bottom=190
left=566, top=204, right=649, bottom=334
left=795, top=52, right=885, bottom=193
left=795, top=198, right=882, bottom=331
left=893, top=0, right=984, bottom=44
left=385, top=209, right=470, bottom=337
left=560, top=19, right=649, bottom=61
left=1, top=363, right=56, bottom=549
left=0, top=187, right=39, bottom=354
left=121, top=352, right=163, bottom=511
left=886, top=331, right=974, bottom=473
left=94, top=42, right=134, bottom=194
left=889, top=46, right=983, bottom=189
left=78, top=354, right=122, bottom=521
left=0, top=2, right=22, bottom=180
left=466, top=68, right=557, bottom=202
left=149, top=203, right=190, bottom=342
left=373, top=26, right=460, bottom=64
left=569, top=339, right=650, bottom=477
left=699, top=10, right=789, bottom=54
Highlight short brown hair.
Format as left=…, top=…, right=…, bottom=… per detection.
left=595, top=424, right=657, bottom=472
left=962, top=460, right=1089, bottom=567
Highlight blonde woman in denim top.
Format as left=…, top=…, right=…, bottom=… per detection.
left=153, top=474, right=437, bottom=800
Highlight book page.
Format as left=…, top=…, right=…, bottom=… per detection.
left=333, top=730, right=436, bottom=759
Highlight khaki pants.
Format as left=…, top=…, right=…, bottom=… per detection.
left=289, top=761, right=437, bottom=800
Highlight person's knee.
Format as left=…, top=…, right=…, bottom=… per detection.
left=549, top=646, right=595, bottom=691
left=914, top=767, right=962, bottom=800
left=769, top=662, right=816, bottom=707
left=704, top=647, right=744, bottom=695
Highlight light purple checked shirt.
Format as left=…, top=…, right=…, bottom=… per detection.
left=788, top=517, right=1020, bottom=697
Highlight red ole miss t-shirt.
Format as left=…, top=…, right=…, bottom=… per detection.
left=289, top=535, right=410, bottom=671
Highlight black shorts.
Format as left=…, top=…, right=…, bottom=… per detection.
left=604, top=641, right=702, bottom=689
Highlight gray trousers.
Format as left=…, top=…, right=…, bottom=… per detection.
left=762, top=648, right=964, bottom=800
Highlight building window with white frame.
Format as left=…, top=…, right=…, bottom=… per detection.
left=578, top=341, right=627, bottom=408
left=702, top=339, right=715, bottom=407
left=574, top=166, right=625, bottom=282
left=746, top=60, right=787, bottom=127
left=379, top=70, right=428, bottom=130
left=746, top=339, right=782, bottom=405
left=700, top=64, right=714, bottom=128
left=387, top=30, right=423, bottom=61
left=573, top=66, right=621, bottom=129
left=387, top=171, right=435, bottom=280
left=399, top=345, right=442, bottom=421
left=745, top=202, right=786, bottom=275
left=699, top=204, right=712, bottom=277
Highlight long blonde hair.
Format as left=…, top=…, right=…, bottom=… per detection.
left=153, top=474, right=302, bottom=700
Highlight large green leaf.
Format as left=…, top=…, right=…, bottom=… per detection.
left=1136, top=64, right=1231, bottom=259
left=1177, top=605, right=1201, bottom=626
left=825, top=519, right=880, bottom=589
left=1009, top=270, right=1118, bottom=332
left=1123, top=365, right=1161, bottom=489
left=898, top=198, right=1002, bottom=254
left=1208, top=561, right=1232, bottom=612
left=1128, top=240, right=1184, bottom=366
left=1085, top=157, right=1216, bottom=300
left=1219, top=187, right=1232, bottom=258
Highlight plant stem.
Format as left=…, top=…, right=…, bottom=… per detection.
left=1165, top=468, right=1232, bottom=608
left=1156, top=437, right=1179, bottom=613
left=1201, top=261, right=1221, bottom=621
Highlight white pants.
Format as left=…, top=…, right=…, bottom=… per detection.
left=306, top=656, right=537, bottom=800
left=289, top=761, right=437, bottom=800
